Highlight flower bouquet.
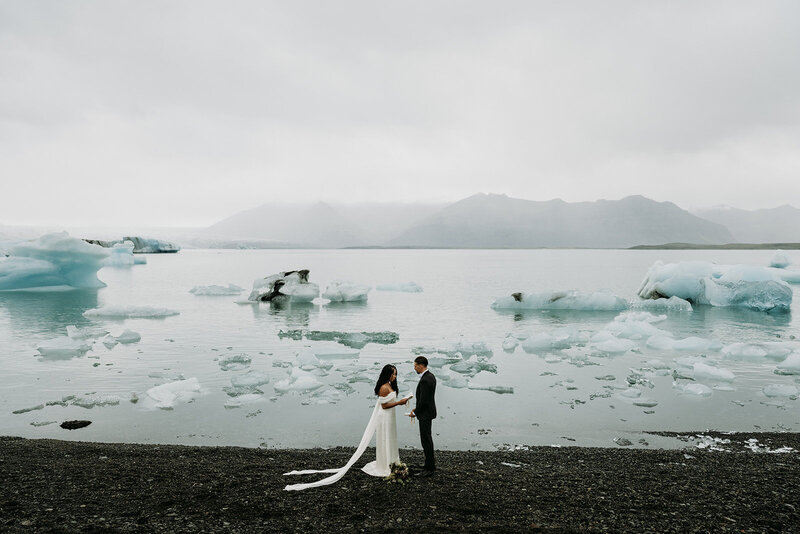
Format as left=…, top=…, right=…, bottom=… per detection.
left=384, top=461, right=410, bottom=484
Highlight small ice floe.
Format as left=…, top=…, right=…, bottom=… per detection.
left=521, top=328, right=581, bottom=353
left=673, top=382, right=713, bottom=397
left=66, top=325, right=108, bottom=340
left=311, top=346, right=360, bottom=360
left=413, top=340, right=492, bottom=359
left=502, top=336, right=519, bottom=352
left=12, top=404, right=45, bottom=414
left=745, top=438, right=797, bottom=453
left=148, top=371, right=186, bottom=382
left=775, top=353, right=800, bottom=375
left=224, top=394, right=264, bottom=409
left=231, top=370, right=270, bottom=388
left=449, top=358, right=497, bottom=377
left=83, top=305, right=179, bottom=319
left=632, top=398, right=658, bottom=408
left=646, top=335, right=722, bottom=352
left=247, top=270, right=318, bottom=303
left=762, top=384, right=799, bottom=398
left=303, top=387, right=343, bottom=405
left=278, top=329, right=399, bottom=349
left=36, top=337, right=92, bottom=358
left=691, top=362, right=735, bottom=383
left=637, top=260, right=792, bottom=312
left=322, top=280, right=370, bottom=302
left=491, top=289, right=628, bottom=312
left=613, top=437, right=633, bottom=447
left=295, top=350, right=334, bottom=371
left=438, top=372, right=469, bottom=389
left=603, top=312, right=671, bottom=340
left=218, top=353, right=251, bottom=371
left=113, top=329, right=141, bottom=344
left=468, top=384, right=514, bottom=394
left=274, top=368, right=324, bottom=394
left=628, top=296, right=693, bottom=312
left=593, top=338, right=636, bottom=355
left=104, top=241, right=136, bottom=267
left=30, top=421, right=57, bottom=427
left=189, top=284, right=244, bottom=296
left=141, top=378, right=203, bottom=410
left=71, top=394, right=122, bottom=409
left=769, top=251, right=792, bottom=269
left=618, top=388, right=642, bottom=399
left=375, top=282, right=423, bottom=293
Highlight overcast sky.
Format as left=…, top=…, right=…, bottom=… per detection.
left=2, top=1, right=799, bottom=228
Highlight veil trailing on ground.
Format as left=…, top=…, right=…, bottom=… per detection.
left=283, top=397, right=385, bottom=491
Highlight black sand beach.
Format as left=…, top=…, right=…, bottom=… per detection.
left=1, top=433, right=799, bottom=533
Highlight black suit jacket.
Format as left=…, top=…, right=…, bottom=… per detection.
left=415, top=370, right=437, bottom=421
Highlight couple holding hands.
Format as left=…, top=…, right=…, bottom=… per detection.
left=285, top=356, right=437, bottom=491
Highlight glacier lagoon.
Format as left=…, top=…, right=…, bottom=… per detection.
left=1, top=248, right=799, bottom=450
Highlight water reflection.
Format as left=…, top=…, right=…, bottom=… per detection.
left=0, top=290, right=99, bottom=337
left=251, top=300, right=316, bottom=328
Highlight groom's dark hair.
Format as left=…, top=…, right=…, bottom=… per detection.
left=414, top=356, right=428, bottom=367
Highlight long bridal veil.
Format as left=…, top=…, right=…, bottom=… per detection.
left=283, top=397, right=386, bottom=491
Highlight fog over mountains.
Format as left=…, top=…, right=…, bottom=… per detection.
left=205, top=193, right=771, bottom=249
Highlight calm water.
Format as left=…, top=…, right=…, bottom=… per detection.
left=1, top=249, right=798, bottom=450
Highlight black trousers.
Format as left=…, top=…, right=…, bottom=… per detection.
left=419, top=418, right=435, bottom=470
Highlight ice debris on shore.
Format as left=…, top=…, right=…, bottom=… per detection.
left=190, top=284, right=243, bottom=296
left=141, top=378, right=203, bottom=410
left=322, top=280, right=370, bottom=302
left=637, top=261, right=792, bottom=312
left=248, top=270, right=318, bottom=302
left=375, top=281, right=423, bottom=293
left=0, top=232, right=109, bottom=291
left=84, top=305, right=179, bottom=319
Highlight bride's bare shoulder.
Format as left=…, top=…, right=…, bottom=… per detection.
left=379, top=383, right=393, bottom=396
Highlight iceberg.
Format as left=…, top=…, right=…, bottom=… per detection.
left=83, top=305, right=179, bottom=319
left=375, top=281, right=423, bottom=293
left=637, top=261, right=792, bottom=312
left=769, top=251, right=791, bottom=269
left=189, top=284, right=244, bottom=296
left=86, top=236, right=179, bottom=253
left=0, top=232, right=109, bottom=291
left=491, top=289, right=628, bottom=312
left=142, top=378, right=203, bottom=410
left=322, top=280, right=370, bottom=302
left=248, top=270, right=319, bottom=303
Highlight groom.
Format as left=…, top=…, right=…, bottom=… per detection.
left=410, top=356, right=437, bottom=477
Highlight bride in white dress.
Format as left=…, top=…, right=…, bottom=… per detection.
left=284, top=364, right=410, bottom=491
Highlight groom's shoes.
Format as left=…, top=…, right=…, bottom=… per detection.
left=416, top=469, right=435, bottom=478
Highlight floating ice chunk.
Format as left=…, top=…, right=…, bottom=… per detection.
left=491, top=289, right=628, bottom=311
left=83, top=305, right=179, bottom=319
left=66, top=325, right=108, bottom=340
left=114, top=329, right=141, bottom=344
left=769, top=251, right=791, bottom=269
left=426, top=356, right=461, bottom=368
left=468, top=384, right=514, bottom=394
left=306, top=387, right=343, bottom=405
left=101, top=335, right=118, bottom=349
left=312, top=346, right=360, bottom=360
left=36, top=336, right=92, bottom=358
left=775, top=353, right=800, bottom=375
left=593, top=338, right=636, bottom=354
left=619, top=388, right=642, bottom=399
left=502, top=336, right=519, bottom=352
left=295, top=349, right=334, bottom=370
left=637, top=260, right=792, bottom=312
left=231, top=370, right=270, bottom=388
left=692, top=362, right=735, bottom=382
left=375, top=282, right=422, bottom=293
left=414, top=340, right=493, bottom=358
left=605, top=313, right=671, bottom=340
left=722, top=343, right=768, bottom=361
left=224, top=394, right=264, bottom=408
left=12, top=404, right=45, bottom=414
left=71, top=394, right=122, bottom=409
left=248, top=270, right=318, bottom=303
left=148, top=371, right=186, bottom=382
left=648, top=335, right=721, bottom=352
left=278, top=329, right=398, bottom=349
left=0, top=232, right=110, bottom=291
left=449, top=358, right=497, bottom=377
left=632, top=398, right=658, bottom=407
left=274, top=368, right=324, bottom=393
left=189, top=284, right=244, bottom=296
left=104, top=241, right=136, bottom=267
left=771, top=268, right=800, bottom=284
left=440, top=373, right=469, bottom=389
left=142, top=378, right=203, bottom=410
left=762, top=384, right=799, bottom=398
left=218, top=353, right=251, bottom=371
left=629, top=296, right=693, bottom=312
left=521, top=328, right=580, bottom=353
left=322, top=280, right=370, bottom=302
left=673, top=382, right=713, bottom=397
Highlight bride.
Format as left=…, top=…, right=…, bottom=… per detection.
left=284, top=364, right=410, bottom=491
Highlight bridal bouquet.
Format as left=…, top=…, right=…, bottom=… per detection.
left=385, top=462, right=410, bottom=484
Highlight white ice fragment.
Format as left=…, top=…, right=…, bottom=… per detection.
left=722, top=343, right=768, bottom=361
left=467, top=384, right=514, bottom=394
left=83, top=305, right=179, bottom=319
left=36, top=336, right=92, bottom=358
left=142, top=378, right=203, bottom=410
left=218, top=353, right=251, bottom=371
left=637, top=260, right=792, bottom=312
left=101, top=335, right=118, bottom=349
left=115, top=329, right=141, bottom=344
left=769, top=251, right=791, bottom=269
left=71, top=394, right=122, bottom=409
left=224, top=393, right=265, bottom=409
left=762, top=384, right=799, bottom=398
left=375, top=282, right=423, bottom=293
left=673, top=382, right=713, bottom=397
left=189, top=284, right=244, bottom=296
left=521, top=328, right=579, bottom=352
left=66, top=325, right=108, bottom=340
left=629, top=296, right=693, bottom=312
left=231, top=370, right=270, bottom=388
left=619, top=388, right=642, bottom=398
left=692, top=362, right=735, bottom=383
left=104, top=241, right=136, bottom=267
left=491, top=289, right=628, bottom=311
left=312, top=346, right=360, bottom=360
left=632, top=398, right=658, bottom=407
left=775, top=353, right=800, bottom=375
left=274, top=368, right=324, bottom=393
left=248, top=270, right=318, bottom=303
left=322, top=280, right=370, bottom=302
left=501, top=336, right=519, bottom=352
left=594, top=338, right=636, bottom=354
left=0, top=232, right=109, bottom=291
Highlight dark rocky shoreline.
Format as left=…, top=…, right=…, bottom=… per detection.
left=1, top=433, right=799, bottom=533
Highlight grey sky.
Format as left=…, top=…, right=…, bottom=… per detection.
left=2, top=1, right=799, bottom=227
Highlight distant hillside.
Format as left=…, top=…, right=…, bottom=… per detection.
left=694, top=205, right=800, bottom=243
left=386, top=194, right=735, bottom=248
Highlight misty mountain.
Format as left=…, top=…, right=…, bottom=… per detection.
left=206, top=202, right=444, bottom=248
left=386, top=194, right=735, bottom=248
left=694, top=205, right=800, bottom=243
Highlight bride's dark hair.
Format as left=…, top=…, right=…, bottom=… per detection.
left=374, top=364, right=398, bottom=396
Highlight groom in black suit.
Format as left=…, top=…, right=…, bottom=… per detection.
left=410, top=356, right=437, bottom=477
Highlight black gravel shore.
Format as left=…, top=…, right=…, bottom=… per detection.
left=1, top=433, right=799, bottom=533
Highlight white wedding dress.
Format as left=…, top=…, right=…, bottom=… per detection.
left=284, top=391, right=401, bottom=491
